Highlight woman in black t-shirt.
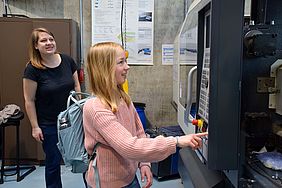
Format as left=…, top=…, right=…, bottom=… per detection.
left=23, top=28, right=81, bottom=188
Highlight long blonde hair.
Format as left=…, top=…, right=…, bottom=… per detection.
left=86, top=42, right=131, bottom=112
left=28, top=28, right=55, bottom=69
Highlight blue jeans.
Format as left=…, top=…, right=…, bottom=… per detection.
left=41, top=125, right=62, bottom=188
left=123, top=175, right=141, bottom=188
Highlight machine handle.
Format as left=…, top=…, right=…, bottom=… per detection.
left=185, top=66, right=197, bottom=123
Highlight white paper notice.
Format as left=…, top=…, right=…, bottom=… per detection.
left=162, top=44, right=174, bottom=65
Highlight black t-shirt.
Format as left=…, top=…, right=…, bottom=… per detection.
left=23, top=54, right=78, bottom=125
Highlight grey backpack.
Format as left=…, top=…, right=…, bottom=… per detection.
left=57, top=91, right=94, bottom=173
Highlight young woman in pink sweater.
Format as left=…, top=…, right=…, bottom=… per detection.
left=83, top=42, right=207, bottom=188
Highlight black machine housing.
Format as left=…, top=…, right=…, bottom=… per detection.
left=178, top=0, right=282, bottom=187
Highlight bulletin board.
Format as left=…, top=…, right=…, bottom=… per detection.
left=92, top=0, right=154, bottom=65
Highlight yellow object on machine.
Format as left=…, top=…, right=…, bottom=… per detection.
left=122, top=79, right=129, bottom=94
left=122, top=50, right=129, bottom=94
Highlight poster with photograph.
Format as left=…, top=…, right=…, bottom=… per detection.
left=92, top=0, right=154, bottom=65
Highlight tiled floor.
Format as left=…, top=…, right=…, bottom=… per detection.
left=0, top=165, right=185, bottom=188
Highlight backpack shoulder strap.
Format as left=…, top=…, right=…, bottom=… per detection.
left=67, top=91, right=92, bottom=109
left=90, top=143, right=100, bottom=188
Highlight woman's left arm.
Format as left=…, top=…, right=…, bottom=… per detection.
left=73, top=71, right=81, bottom=93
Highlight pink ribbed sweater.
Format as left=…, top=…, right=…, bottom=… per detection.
left=83, top=98, right=176, bottom=188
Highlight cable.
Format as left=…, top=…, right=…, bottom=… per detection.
left=120, top=0, right=127, bottom=50
left=4, top=14, right=29, bottom=18
left=3, top=0, right=8, bottom=16
left=120, top=0, right=124, bottom=48
left=124, top=0, right=127, bottom=50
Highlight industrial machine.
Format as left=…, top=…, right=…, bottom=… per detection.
left=173, top=0, right=282, bottom=187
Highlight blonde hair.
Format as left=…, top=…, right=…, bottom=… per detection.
left=28, top=28, right=55, bottom=69
left=86, top=42, right=131, bottom=112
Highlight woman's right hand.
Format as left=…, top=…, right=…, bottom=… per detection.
left=178, top=132, right=208, bottom=150
left=32, top=127, right=44, bottom=143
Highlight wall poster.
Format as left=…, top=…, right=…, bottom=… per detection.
left=92, top=0, right=154, bottom=65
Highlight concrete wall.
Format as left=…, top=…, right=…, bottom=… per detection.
left=0, top=0, right=186, bottom=127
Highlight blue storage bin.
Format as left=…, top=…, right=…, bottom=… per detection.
left=133, top=102, right=146, bottom=130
